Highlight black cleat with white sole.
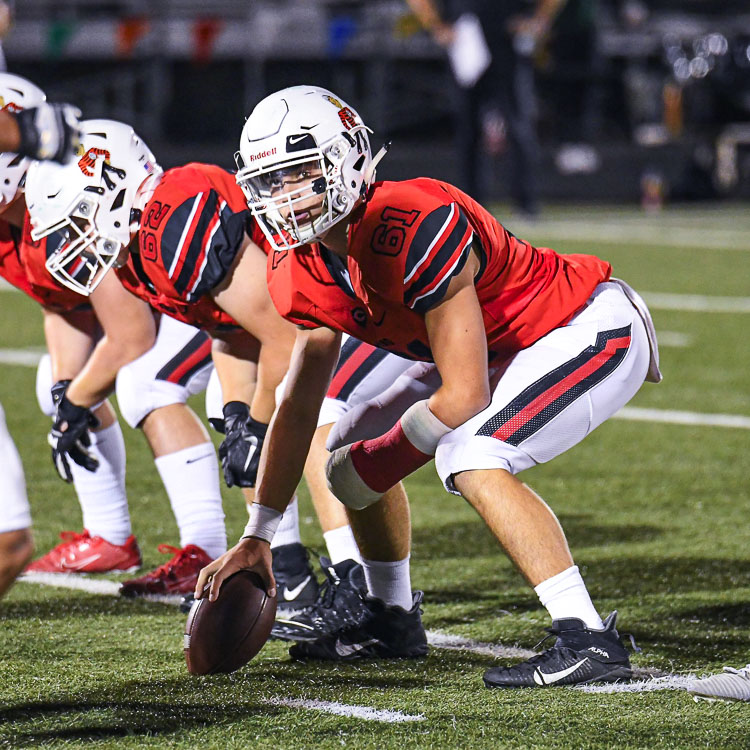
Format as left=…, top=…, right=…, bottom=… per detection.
left=483, top=611, right=632, bottom=688
left=289, top=591, right=428, bottom=661
left=272, top=557, right=367, bottom=641
left=273, top=543, right=319, bottom=615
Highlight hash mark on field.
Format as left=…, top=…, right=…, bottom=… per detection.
left=20, top=572, right=181, bottom=604
left=0, top=348, right=45, bottom=366
left=427, top=631, right=535, bottom=659
left=656, top=331, right=691, bottom=347
left=265, top=697, right=424, bottom=723
left=574, top=674, right=697, bottom=693
left=643, top=292, right=750, bottom=313
left=615, top=407, right=750, bottom=430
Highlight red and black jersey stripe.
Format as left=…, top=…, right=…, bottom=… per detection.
left=155, top=330, right=212, bottom=386
left=326, top=338, right=390, bottom=401
left=403, top=203, right=473, bottom=313
left=160, top=190, right=249, bottom=303
left=477, top=325, right=632, bottom=446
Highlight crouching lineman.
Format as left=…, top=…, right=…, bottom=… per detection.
left=196, top=86, right=662, bottom=687
left=22, top=120, right=228, bottom=594
left=25, top=118, right=400, bottom=617
left=0, top=73, right=80, bottom=597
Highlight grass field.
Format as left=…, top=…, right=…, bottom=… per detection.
left=1, top=203, right=749, bottom=749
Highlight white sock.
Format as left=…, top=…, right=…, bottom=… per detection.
left=71, top=421, right=131, bottom=545
left=361, top=556, right=412, bottom=610
left=534, top=565, right=604, bottom=629
left=270, top=496, right=302, bottom=549
left=323, top=524, right=361, bottom=564
left=154, top=442, right=226, bottom=559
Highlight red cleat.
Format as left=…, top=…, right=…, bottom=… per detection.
left=119, top=544, right=212, bottom=597
left=24, top=530, right=141, bottom=574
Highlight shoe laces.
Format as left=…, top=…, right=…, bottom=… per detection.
left=724, top=665, right=750, bottom=679
left=58, top=530, right=90, bottom=547
left=150, top=544, right=192, bottom=578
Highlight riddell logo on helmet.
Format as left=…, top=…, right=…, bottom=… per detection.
left=77, top=146, right=111, bottom=177
left=248, top=147, right=277, bottom=162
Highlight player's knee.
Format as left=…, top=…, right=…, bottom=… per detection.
left=116, top=367, right=187, bottom=429
left=326, top=447, right=382, bottom=511
left=35, top=354, right=54, bottom=416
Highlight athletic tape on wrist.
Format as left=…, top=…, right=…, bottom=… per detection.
left=399, top=400, right=452, bottom=455
left=241, top=503, right=283, bottom=544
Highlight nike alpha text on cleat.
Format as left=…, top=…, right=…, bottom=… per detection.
left=289, top=591, right=428, bottom=661
left=483, top=611, right=632, bottom=688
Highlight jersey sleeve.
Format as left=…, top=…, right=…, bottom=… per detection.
left=157, top=189, right=250, bottom=302
left=402, top=202, right=474, bottom=313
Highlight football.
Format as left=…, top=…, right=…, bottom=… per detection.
left=184, top=570, right=277, bottom=675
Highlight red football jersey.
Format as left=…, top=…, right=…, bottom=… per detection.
left=117, top=163, right=263, bottom=331
left=267, top=178, right=611, bottom=362
left=0, top=213, right=88, bottom=312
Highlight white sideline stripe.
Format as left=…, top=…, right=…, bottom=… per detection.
left=265, top=697, right=424, bottom=723
left=643, top=292, right=750, bottom=313
left=427, top=630, right=535, bottom=659
left=0, top=348, right=46, bottom=366
left=574, top=674, right=697, bottom=694
left=523, top=221, right=750, bottom=251
left=615, top=406, right=750, bottom=430
left=21, top=575, right=704, bottom=697
left=657, top=331, right=691, bottom=348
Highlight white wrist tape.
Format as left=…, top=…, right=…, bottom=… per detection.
left=241, top=503, right=283, bottom=544
left=400, top=400, right=452, bottom=456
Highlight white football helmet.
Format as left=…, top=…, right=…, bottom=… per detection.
left=25, top=118, right=162, bottom=295
left=0, top=73, right=46, bottom=207
left=236, top=85, right=387, bottom=250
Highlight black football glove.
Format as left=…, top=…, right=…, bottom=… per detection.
left=14, top=102, right=81, bottom=163
left=217, top=401, right=268, bottom=488
left=48, top=394, right=100, bottom=483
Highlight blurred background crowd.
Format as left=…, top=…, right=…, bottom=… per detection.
left=1, top=0, right=749, bottom=212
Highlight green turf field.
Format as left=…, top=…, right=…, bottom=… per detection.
left=1, top=204, right=749, bottom=749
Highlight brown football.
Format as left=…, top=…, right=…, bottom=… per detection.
left=184, top=570, right=277, bottom=675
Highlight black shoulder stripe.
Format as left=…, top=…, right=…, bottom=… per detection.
left=404, top=205, right=452, bottom=281
left=174, top=190, right=219, bottom=296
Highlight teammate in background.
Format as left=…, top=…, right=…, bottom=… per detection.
left=26, top=119, right=381, bottom=614
left=0, top=73, right=80, bottom=598
left=197, top=85, right=661, bottom=687
left=21, top=120, right=228, bottom=595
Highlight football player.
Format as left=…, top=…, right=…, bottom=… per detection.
left=196, top=85, right=662, bottom=687
left=0, top=73, right=80, bottom=598
left=26, top=119, right=390, bottom=614
left=21, top=119, right=228, bottom=594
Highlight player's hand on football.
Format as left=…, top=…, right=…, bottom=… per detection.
left=217, top=401, right=268, bottom=488
left=48, top=394, right=100, bottom=483
left=14, top=101, right=81, bottom=163
left=195, top=537, right=275, bottom=603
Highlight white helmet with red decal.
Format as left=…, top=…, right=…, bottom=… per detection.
left=0, top=73, right=46, bottom=207
left=236, top=85, right=388, bottom=250
left=25, top=118, right=162, bottom=295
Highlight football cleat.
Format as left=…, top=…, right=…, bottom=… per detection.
left=24, top=530, right=141, bottom=574
left=289, top=591, right=428, bottom=661
left=688, top=665, right=750, bottom=702
left=272, top=543, right=319, bottom=615
left=272, top=557, right=367, bottom=641
left=119, top=543, right=211, bottom=597
left=483, top=611, right=632, bottom=688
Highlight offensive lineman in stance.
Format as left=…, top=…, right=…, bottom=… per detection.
left=197, top=86, right=661, bottom=688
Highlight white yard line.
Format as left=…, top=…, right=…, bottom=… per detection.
left=427, top=630, right=535, bottom=659
left=656, top=331, right=691, bottom=348
left=643, top=292, right=750, bottom=313
left=574, top=674, right=698, bottom=694
left=264, top=697, right=424, bottom=723
left=0, top=348, right=45, bottom=366
left=615, top=407, right=750, bottom=430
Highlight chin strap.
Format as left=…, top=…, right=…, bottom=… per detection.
left=363, top=141, right=391, bottom=186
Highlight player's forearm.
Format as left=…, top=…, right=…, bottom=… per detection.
left=211, top=333, right=259, bottom=407
left=250, top=344, right=290, bottom=424
left=65, top=336, right=151, bottom=407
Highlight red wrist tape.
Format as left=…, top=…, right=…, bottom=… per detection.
left=349, top=420, right=432, bottom=494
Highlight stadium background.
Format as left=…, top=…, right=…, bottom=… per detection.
left=5, top=0, right=750, bottom=205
